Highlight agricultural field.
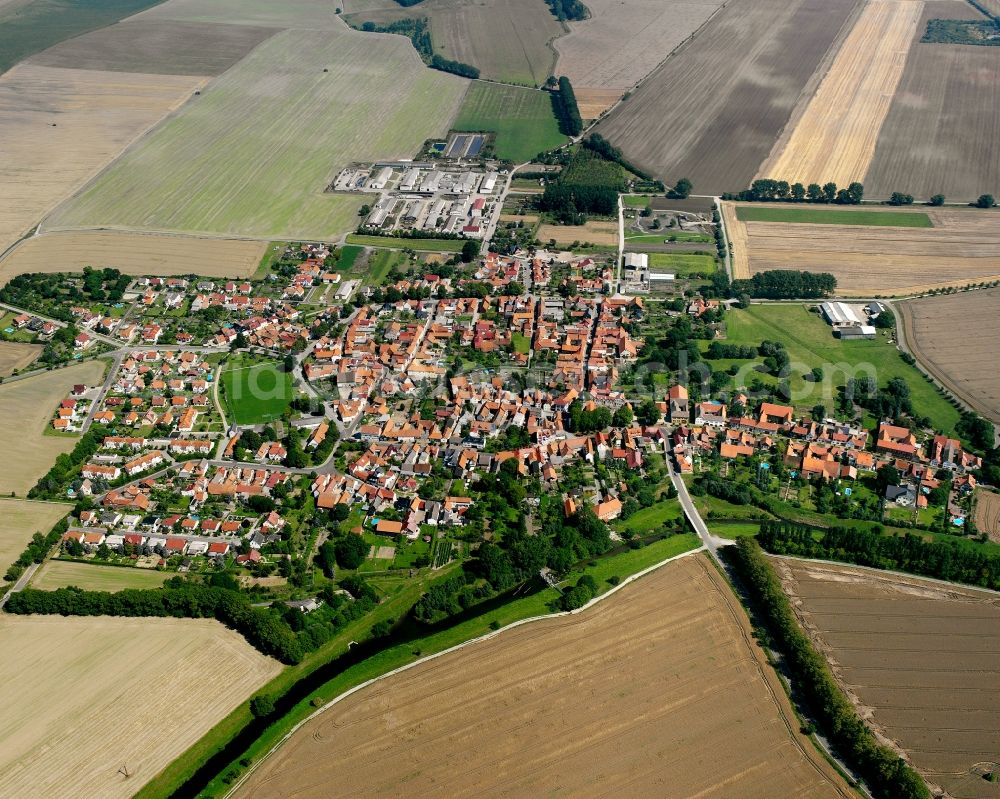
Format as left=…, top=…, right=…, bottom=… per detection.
left=0, top=498, right=68, bottom=582
left=452, top=82, right=565, bottom=163
left=344, top=0, right=563, bottom=86
left=758, top=0, right=922, bottom=188
left=537, top=220, right=618, bottom=247
left=0, top=63, right=206, bottom=254
left=0, top=0, right=166, bottom=74
left=0, top=615, right=281, bottom=799
left=344, top=235, right=466, bottom=254
left=735, top=206, right=932, bottom=227
left=46, top=26, right=468, bottom=242
left=975, top=490, right=1000, bottom=543
left=719, top=303, right=961, bottom=431
left=727, top=204, right=1000, bottom=294
left=864, top=2, right=1000, bottom=201
left=221, top=357, right=294, bottom=426
left=131, top=0, right=344, bottom=28
left=0, top=231, right=265, bottom=285
left=898, top=288, right=1000, bottom=424
left=554, top=0, right=725, bottom=114
left=0, top=360, right=106, bottom=495
left=595, top=0, right=861, bottom=194
left=647, top=252, right=717, bottom=276
left=237, top=555, right=853, bottom=799
left=777, top=558, right=1000, bottom=798
left=0, top=341, right=42, bottom=376
left=31, top=560, right=173, bottom=591
left=27, top=19, right=280, bottom=76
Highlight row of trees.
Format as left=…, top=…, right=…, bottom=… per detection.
left=728, top=538, right=930, bottom=799
left=357, top=18, right=479, bottom=78
left=724, top=179, right=864, bottom=205
left=731, top=270, right=837, bottom=299
left=756, top=520, right=1000, bottom=590
left=553, top=76, right=583, bottom=136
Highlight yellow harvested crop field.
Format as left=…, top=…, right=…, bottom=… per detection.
left=0, top=64, right=206, bottom=254
left=0, top=342, right=41, bottom=376
left=759, top=0, right=922, bottom=187
left=0, top=360, right=106, bottom=496
left=239, top=556, right=852, bottom=798
left=537, top=220, right=618, bottom=247
left=554, top=0, right=724, bottom=95
left=0, top=615, right=281, bottom=799
left=974, top=489, right=1000, bottom=543
left=728, top=205, right=1000, bottom=295
left=573, top=87, right=622, bottom=119
left=0, top=498, right=68, bottom=580
left=0, top=231, right=266, bottom=286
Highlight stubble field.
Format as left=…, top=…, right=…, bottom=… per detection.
left=537, top=220, right=619, bottom=247
left=778, top=558, right=1000, bottom=799
left=46, top=26, right=468, bottom=242
left=0, top=342, right=42, bottom=376
left=130, top=0, right=345, bottom=28
left=554, top=0, right=724, bottom=110
left=238, top=555, right=852, bottom=799
left=594, top=0, right=861, bottom=193
left=864, top=1, right=1000, bottom=200
left=0, top=63, right=206, bottom=253
left=726, top=203, right=1000, bottom=295
left=974, top=490, right=1000, bottom=544
left=0, top=231, right=266, bottom=285
left=0, top=615, right=281, bottom=799
left=758, top=0, right=922, bottom=188
left=898, top=288, right=1000, bottom=423
left=30, top=560, right=173, bottom=591
left=0, top=360, right=106, bottom=495
left=0, top=499, right=68, bottom=581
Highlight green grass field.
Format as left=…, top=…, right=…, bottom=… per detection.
left=622, top=195, right=652, bottom=209
left=615, top=499, right=683, bottom=534
left=221, top=357, right=293, bottom=425
left=452, top=82, right=566, bottom=163
left=0, top=0, right=167, bottom=74
left=511, top=331, right=530, bottom=354
left=647, top=253, right=717, bottom=276
left=336, top=244, right=363, bottom=273
left=32, top=560, right=172, bottom=591
left=715, top=304, right=960, bottom=432
left=48, top=26, right=467, bottom=240
left=735, top=206, right=933, bottom=227
left=625, top=232, right=713, bottom=245
left=346, top=235, right=466, bottom=254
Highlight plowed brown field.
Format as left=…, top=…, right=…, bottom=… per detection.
left=778, top=558, right=1000, bottom=799
left=594, top=0, right=861, bottom=193
left=238, top=556, right=853, bottom=799
left=758, top=0, right=922, bottom=187
left=728, top=204, right=1000, bottom=295
left=0, top=231, right=266, bottom=285
left=898, top=288, right=1000, bottom=422
left=864, top=2, right=1000, bottom=201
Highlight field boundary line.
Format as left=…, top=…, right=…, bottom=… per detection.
left=222, top=543, right=706, bottom=798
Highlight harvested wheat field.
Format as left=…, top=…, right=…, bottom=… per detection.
left=778, top=558, right=1000, bottom=799
left=574, top=87, right=622, bottom=119
left=132, top=0, right=345, bottom=28
left=729, top=204, right=1000, bottom=295
left=722, top=201, right=750, bottom=279
left=554, top=0, right=724, bottom=99
left=0, top=341, right=41, bottom=376
left=0, top=499, right=68, bottom=580
left=0, top=360, right=106, bottom=495
left=758, top=0, right=922, bottom=188
left=898, top=288, right=1000, bottom=423
left=864, top=2, right=1000, bottom=201
left=0, top=231, right=266, bottom=285
left=238, top=555, right=852, bottom=799
left=27, top=19, right=280, bottom=76
left=46, top=27, right=467, bottom=242
left=595, top=0, right=861, bottom=193
left=537, top=220, right=618, bottom=247
left=0, top=615, right=281, bottom=799
left=974, top=490, right=1000, bottom=544
left=0, top=64, right=205, bottom=254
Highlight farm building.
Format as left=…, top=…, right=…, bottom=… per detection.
left=820, top=301, right=861, bottom=327
left=368, top=167, right=392, bottom=190
left=836, top=324, right=876, bottom=340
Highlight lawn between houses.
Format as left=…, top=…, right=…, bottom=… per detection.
left=135, top=533, right=700, bottom=799
left=220, top=356, right=294, bottom=426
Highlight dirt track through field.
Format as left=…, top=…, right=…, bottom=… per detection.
left=898, top=288, right=1000, bottom=423
left=238, top=556, right=852, bottom=799
left=778, top=558, right=1000, bottom=799
left=0, top=231, right=266, bottom=285
left=0, top=616, right=280, bottom=799
left=758, top=0, right=923, bottom=187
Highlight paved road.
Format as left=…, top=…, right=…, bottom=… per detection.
left=0, top=561, right=41, bottom=608
left=664, top=449, right=726, bottom=565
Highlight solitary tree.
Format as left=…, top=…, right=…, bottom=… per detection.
left=928, top=193, right=945, bottom=206
left=975, top=194, right=996, bottom=209
left=461, top=239, right=480, bottom=263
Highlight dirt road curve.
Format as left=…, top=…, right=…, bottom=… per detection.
left=236, top=556, right=853, bottom=799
